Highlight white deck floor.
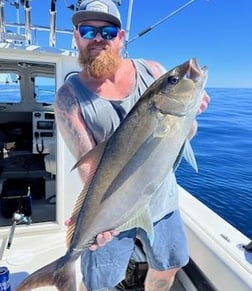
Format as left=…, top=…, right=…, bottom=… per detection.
left=0, top=230, right=189, bottom=291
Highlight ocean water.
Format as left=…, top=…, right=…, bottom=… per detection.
left=176, top=88, right=252, bottom=239
left=0, top=84, right=54, bottom=104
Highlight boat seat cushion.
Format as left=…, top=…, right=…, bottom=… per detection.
left=44, top=143, right=56, bottom=175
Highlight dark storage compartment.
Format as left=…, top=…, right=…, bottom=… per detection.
left=0, top=121, right=32, bottom=152
left=0, top=178, right=45, bottom=218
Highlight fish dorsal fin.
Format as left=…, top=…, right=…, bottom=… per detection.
left=116, top=205, right=154, bottom=245
left=66, top=142, right=106, bottom=247
left=71, top=142, right=106, bottom=171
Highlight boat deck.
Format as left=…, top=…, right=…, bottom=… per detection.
left=0, top=230, right=188, bottom=291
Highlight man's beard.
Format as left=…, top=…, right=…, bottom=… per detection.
left=78, top=44, right=121, bottom=79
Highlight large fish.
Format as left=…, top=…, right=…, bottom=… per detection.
left=16, top=58, right=208, bottom=291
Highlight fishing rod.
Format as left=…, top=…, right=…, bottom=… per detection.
left=123, top=0, right=198, bottom=57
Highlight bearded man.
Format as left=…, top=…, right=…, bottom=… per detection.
left=54, top=1, right=210, bottom=290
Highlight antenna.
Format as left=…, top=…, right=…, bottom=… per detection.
left=49, top=0, right=57, bottom=47
left=123, top=0, right=133, bottom=58
left=0, top=0, right=6, bottom=42
left=24, top=0, right=31, bottom=45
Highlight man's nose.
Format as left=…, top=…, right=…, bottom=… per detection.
left=93, top=32, right=104, bottom=41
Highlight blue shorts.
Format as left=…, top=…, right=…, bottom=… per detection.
left=81, top=209, right=189, bottom=290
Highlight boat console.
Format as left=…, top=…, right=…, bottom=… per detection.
left=32, top=111, right=55, bottom=155
left=0, top=56, right=57, bottom=227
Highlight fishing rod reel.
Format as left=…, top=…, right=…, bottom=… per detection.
left=6, top=186, right=32, bottom=249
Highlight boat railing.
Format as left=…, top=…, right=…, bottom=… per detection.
left=0, top=0, right=75, bottom=50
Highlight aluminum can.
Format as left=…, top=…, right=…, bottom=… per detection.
left=0, top=267, right=10, bottom=291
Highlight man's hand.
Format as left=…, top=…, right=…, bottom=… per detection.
left=198, top=90, right=210, bottom=115
left=89, top=230, right=120, bottom=251
left=65, top=218, right=119, bottom=251
left=188, top=90, right=210, bottom=140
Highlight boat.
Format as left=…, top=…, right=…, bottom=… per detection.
left=0, top=1, right=251, bottom=290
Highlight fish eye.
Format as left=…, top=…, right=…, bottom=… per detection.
left=168, top=75, right=179, bottom=85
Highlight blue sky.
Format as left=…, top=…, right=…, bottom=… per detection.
left=3, top=0, right=252, bottom=88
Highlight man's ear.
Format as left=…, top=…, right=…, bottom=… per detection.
left=73, top=28, right=80, bottom=46
left=118, top=29, right=126, bottom=41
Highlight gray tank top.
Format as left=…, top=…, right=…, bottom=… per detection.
left=67, top=58, right=178, bottom=221
left=67, top=59, right=156, bottom=144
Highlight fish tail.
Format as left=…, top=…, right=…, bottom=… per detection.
left=16, top=256, right=77, bottom=291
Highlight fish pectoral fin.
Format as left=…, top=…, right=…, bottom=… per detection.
left=182, top=139, right=198, bottom=172
left=173, top=139, right=198, bottom=172
left=71, top=141, right=107, bottom=171
left=116, top=206, right=154, bottom=245
left=153, top=114, right=171, bottom=138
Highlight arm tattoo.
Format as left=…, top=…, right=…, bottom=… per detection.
left=55, top=82, right=94, bottom=160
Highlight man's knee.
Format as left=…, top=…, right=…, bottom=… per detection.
left=145, top=267, right=180, bottom=291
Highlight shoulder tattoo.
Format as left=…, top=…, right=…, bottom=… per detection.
left=56, top=83, right=79, bottom=113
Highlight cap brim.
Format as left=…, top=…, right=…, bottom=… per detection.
left=72, top=11, right=121, bottom=28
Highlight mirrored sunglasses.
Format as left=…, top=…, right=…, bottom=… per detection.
left=78, top=25, right=119, bottom=40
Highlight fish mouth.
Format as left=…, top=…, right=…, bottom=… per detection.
left=186, top=58, right=208, bottom=82
left=165, top=58, right=208, bottom=116
left=181, top=58, right=208, bottom=114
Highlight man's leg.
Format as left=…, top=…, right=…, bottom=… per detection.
left=145, top=267, right=179, bottom=291
left=138, top=210, right=189, bottom=290
left=81, top=230, right=136, bottom=290
left=79, top=281, right=86, bottom=291
left=79, top=282, right=110, bottom=291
